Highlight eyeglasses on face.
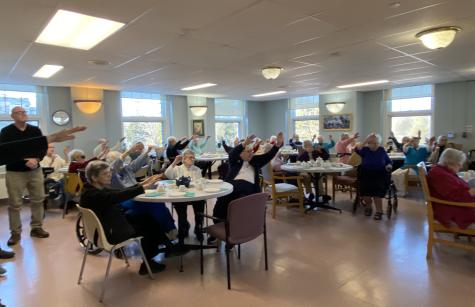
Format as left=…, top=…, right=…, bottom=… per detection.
left=13, top=111, right=27, bottom=115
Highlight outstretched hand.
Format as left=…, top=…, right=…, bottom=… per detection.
left=46, top=126, right=87, bottom=143
left=244, top=134, right=256, bottom=146
left=140, top=174, right=162, bottom=190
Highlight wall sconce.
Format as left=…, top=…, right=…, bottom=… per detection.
left=325, top=102, right=345, bottom=113
left=74, top=99, right=102, bottom=114
left=189, top=106, right=208, bottom=117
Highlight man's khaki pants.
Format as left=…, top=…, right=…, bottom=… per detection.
left=6, top=168, right=45, bottom=234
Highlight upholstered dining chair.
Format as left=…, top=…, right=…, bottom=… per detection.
left=261, top=163, right=304, bottom=218
left=199, top=193, right=269, bottom=289
left=417, top=162, right=475, bottom=259
left=76, top=205, right=153, bottom=302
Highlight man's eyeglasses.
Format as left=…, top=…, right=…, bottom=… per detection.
left=12, top=111, right=27, bottom=115
left=80, top=155, right=86, bottom=159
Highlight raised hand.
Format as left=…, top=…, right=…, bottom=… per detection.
left=140, top=174, right=162, bottom=189
left=46, top=126, right=87, bottom=143
left=244, top=134, right=256, bottom=146
left=276, top=132, right=284, bottom=147
left=352, top=132, right=360, bottom=139
left=173, top=155, right=183, bottom=164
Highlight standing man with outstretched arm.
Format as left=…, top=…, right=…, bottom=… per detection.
left=0, top=107, right=49, bottom=246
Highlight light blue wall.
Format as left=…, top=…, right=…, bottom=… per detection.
left=360, top=90, right=384, bottom=137
left=262, top=99, right=289, bottom=140
left=247, top=100, right=266, bottom=137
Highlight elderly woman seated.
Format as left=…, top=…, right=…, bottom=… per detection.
left=428, top=135, right=452, bottom=164
left=165, top=149, right=205, bottom=242
left=68, top=147, right=108, bottom=180
left=80, top=161, right=175, bottom=275
left=355, top=134, right=392, bottom=220
left=297, top=140, right=330, bottom=200
left=106, top=146, right=177, bottom=240
left=189, top=135, right=211, bottom=177
left=427, top=148, right=475, bottom=229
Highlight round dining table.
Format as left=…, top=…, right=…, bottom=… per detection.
left=281, top=163, right=354, bottom=213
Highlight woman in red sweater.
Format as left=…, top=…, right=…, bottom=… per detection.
left=427, top=148, right=475, bottom=229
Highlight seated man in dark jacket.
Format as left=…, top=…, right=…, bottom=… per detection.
left=80, top=161, right=179, bottom=275
left=210, top=132, right=283, bottom=242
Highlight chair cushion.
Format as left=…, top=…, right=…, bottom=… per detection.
left=267, top=183, right=298, bottom=193
left=334, top=176, right=357, bottom=185
left=206, top=222, right=226, bottom=241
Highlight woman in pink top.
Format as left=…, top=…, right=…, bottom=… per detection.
left=335, top=133, right=359, bottom=163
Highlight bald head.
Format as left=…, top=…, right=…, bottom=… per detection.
left=11, top=106, right=27, bottom=125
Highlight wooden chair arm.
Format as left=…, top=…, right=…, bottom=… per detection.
left=272, top=175, right=303, bottom=180
left=429, top=197, right=475, bottom=208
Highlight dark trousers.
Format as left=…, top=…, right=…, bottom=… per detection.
left=213, top=180, right=260, bottom=221
left=126, top=213, right=171, bottom=260
left=195, top=161, right=212, bottom=178
left=173, top=201, right=205, bottom=240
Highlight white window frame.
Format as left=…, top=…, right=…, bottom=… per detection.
left=120, top=93, right=166, bottom=146
left=386, top=86, right=434, bottom=140
left=0, top=88, right=41, bottom=129
left=214, top=99, right=245, bottom=141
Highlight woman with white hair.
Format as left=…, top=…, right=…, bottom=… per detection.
left=106, top=145, right=177, bottom=239
left=428, top=135, right=451, bottom=163
left=427, top=148, right=475, bottom=229
left=355, top=133, right=392, bottom=220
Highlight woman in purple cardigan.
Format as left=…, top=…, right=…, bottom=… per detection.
left=355, top=134, right=393, bottom=220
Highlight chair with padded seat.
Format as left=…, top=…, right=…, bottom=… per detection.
left=63, top=172, right=84, bottom=218
left=76, top=205, right=153, bottom=302
left=417, top=162, right=475, bottom=259
left=261, top=163, right=304, bottom=218
left=199, top=193, right=269, bottom=289
left=332, top=168, right=358, bottom=202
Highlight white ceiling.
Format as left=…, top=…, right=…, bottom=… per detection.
left=1, top=0, right=475, bottom=100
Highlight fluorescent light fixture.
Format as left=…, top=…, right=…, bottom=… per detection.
left=337, top=80, right=389, bottom=89
left=33, top=64, right=64, bottom=78
left=35, top=9, right=125, bottom=50
left=252, top=90, right=287, bottom=97
left=181, top=83, right=217, bottom=91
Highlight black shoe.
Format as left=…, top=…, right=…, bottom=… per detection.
left=30, top=228, right=50, bottom=239
left=139, top=261, right=166, bottom=275
left=207, top=236, right=216, bottom=244
left=165, top=244, right=191, bottom=258
left=306, top=193, right=315, bottom=202
left=0, top=248, right=15, bottom=259
left=322, top=195, right=332, bottom=202
left=7, top=233, right=21, bottom=246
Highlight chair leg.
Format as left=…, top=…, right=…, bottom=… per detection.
left=238, top=244, right=241, bottom=259
left=100, top=250, right=114, bottom=302
left=62, top=194, right=69, bottom=218
left=299, top=194, right=304, bottom=216
left=121, top=248, right=129, bottom=267
left=137, top=241, right=154, bottom=280
left=225, top=244, right=231, bottom=290
left=332, top=181, right=336, bottom=203
left=263, top=224, right=268, bottom=271
left=200, top=234, right=204, bottom=275
left=78, top=242, right=90, bottom=284
left=426, top=233, right=433, bottom=260
left=272, top=198, right=277, bottom=219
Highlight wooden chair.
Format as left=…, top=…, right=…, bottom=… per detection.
left=332, top=168, right=357, bottom=202
left=417, top=162, right=475, bottom=259
left=261, top=163, right=305, bottom=218
left=63, top=172, right=84, bottom=218
left=402, top=164, right=420, bottom=188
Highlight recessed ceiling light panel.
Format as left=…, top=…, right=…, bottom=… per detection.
left=33, top=64, right=64, bottom=78
left=181, top=83, right=217, bottom=91
left=337, top=80, right=389, bottom=89
left=252, top=90, right=287, bottom=97
left=35, top=9, right=125, bottom=50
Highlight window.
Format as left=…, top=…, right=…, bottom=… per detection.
left=388, top=85, right=433, bottom=141
left=289, top=96, right=319, bottom=140
left=0, top=86, right=40, bottom=130
left=121, top=92, right=164, bottom=146
left=215, top=99, right=244, bottom=144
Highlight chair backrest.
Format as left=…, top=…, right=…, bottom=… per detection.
left=417, top=162, right=430, bottom=201
left=76, top=205, right=113, bottom=250
left=64, top=172, right=84, bottom=194
left=261, top=163, right=273, bottom=183
left=226, top=192, right=268, bottom=244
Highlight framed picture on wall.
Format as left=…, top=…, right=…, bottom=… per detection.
left=322, top=114, right=352, bottom=131
left=192, top=119, right=205, bottom=136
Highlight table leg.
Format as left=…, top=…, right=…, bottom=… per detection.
left=305, top=173, right=342, bottom=214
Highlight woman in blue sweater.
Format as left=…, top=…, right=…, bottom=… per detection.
left=355, top=134, right=393, bottom=220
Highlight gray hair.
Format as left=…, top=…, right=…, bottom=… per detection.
left=105, top=151, right=121, bottom=164
left=374, top=134, right=382, bottom=145
left=437, top=135, right=448, bottom=143
left=69, top=149, right=85, bottom=161
left=182, top=149, right=195, bottom=158
left=85, top=160, right=110, bottom=184
left=439, top=148, right=466, bottom=167
left=167, top=136, right=177, bottom=144
left=341, top=133, right=349, bottom=140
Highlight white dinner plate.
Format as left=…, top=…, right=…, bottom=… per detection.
left=169, top=191, right=186, bottom=197
left=204, top=188, right=220, bottom=193
left=207, top=179, right=223, bottom=184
